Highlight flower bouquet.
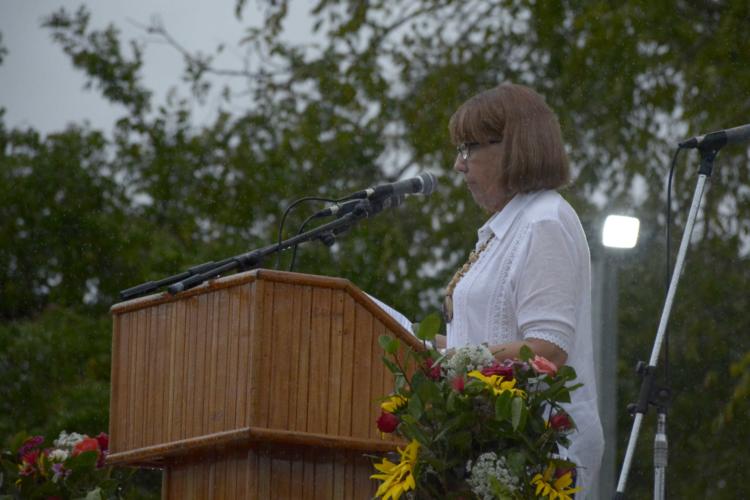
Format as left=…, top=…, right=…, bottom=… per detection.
left=0, top=431, right=139, bottom=499
left=371, top=316, right=583, bottom=500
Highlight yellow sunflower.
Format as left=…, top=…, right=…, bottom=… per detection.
left=371, top=440, right=420, bottom=500
left=467, top=370, right=527, bottom=398
left=380, top=394, right=408, bottom=413
left=530, top=463, right=581, bottom=500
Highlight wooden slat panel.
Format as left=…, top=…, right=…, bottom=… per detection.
left=351, top=303, right=373, bottom=439
left=369, top=319, right=386, bottom=440
left=308, top=287, right=332, bottom=434
left=148, top=307, right=159, bottom=445
left=302, top=448, right=315, bottom=500
left=257, top=451, right=272, bottom=499
left=203, top=291, right=216, bottom=435
left=133, top=309, right=148, bottom=448
left=246, top=448, right=258, bottom=498
left=183, top=296, right=198, bottom=440
left=169, top=299, right=187, bottom=442
left=269, top=283, right=294, bottom=430
left=271, top=456, right=291, bottom=499
left=326, top=290, right=345, bottom=436
left=235, top=283, right=253, bottom=427
left=339, top=295, right=356, bottom=438
left=157, top=305, right=175, bottom=443
left=287, top=284, right=303, bottom=432
left=293, top=286, right=313, bottom=433
left=289, top=450, right=305, bottom=498
left=215, top=289, right=231, bottom=431
left=314, top=452, right=334, bottom=499
left=111, top=312, right=129, bottom=451
left=146, top=306, right=165, bottom=445
left=226, top=286, right=241, bottom=430
left=258, top=281, right=276, bottom=427
left=210, top=454, right=223, bottom=499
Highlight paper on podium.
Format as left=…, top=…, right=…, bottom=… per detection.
left=366, top=294, right=415, bottom=335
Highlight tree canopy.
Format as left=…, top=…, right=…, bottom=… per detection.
left=2, top=1, right=750, bottom=497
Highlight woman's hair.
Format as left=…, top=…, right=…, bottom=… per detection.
left=448, top=83, right=570, bottom=193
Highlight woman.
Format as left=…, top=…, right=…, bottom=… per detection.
left=441, top=83, right=604, bottom=497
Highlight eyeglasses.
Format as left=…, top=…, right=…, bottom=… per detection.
left=456, top=140, right=502, bottom=161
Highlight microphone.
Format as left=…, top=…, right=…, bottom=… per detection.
left=343, top=172, right=437, bottom=202
left=679, top=123, right=750, bottom=150
left=312, top=195, right=405, bottom=219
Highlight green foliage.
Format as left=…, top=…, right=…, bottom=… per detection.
left=1, top=0, right=750, bottom=497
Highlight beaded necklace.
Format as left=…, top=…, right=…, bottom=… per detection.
left=442, top=233, right=496, bottom=323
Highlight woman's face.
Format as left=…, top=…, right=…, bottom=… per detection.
left=453, top=142, right=509, bottom=212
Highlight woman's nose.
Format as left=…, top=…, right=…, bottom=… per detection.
left=453, top=155, right=467, bottom=173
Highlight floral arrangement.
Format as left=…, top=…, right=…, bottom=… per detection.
left=0, top=431, right=138, bottom=499
left=371, top=319, right=583, bottom=500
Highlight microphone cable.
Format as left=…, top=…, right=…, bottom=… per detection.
left=663, top=145, right=684, bottom=409
left=275, top=195, right=338, bottom=270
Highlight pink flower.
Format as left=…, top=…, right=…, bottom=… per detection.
left=451, top=376, right=465, bottom=393
left=481, top=363, right=514, bottom=380
left=376, top=412, right=400, bottom=433
left=18, top=435, right=44, bottom=458
left=530, top=355, right=557, bottom=376
left=19, top=449, right=41, bottom=476
left=549, top=412, right=573, bottom=431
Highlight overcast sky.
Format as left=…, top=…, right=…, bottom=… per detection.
left=0, top=1, right=311, bottom=134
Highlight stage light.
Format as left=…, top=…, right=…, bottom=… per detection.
left=602, top=215, right=640, bottom=249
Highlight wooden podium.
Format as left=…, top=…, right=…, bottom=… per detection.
left=106, top=269, right=421, bottom=498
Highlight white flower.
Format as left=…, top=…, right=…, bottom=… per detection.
left=444, top=345, right=495, bottom=379
left=53, top=431, right=86, bottom=450
left=466, top=452, right=520, bottom=500
left=47, top=448, right=69, bottom=462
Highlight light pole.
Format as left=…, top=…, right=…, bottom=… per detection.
left=591, top=214, right=640, bottom=499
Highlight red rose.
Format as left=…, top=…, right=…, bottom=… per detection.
left=95, top=432, right=109, bottom=452
left=422, top=358, right=442, bottom=381
left=549, top=412, right=573, bottom=431
left=72, top=437, right=100, bottom=458
left=481, top=363, right=514, bottom=380
left=451, top=376, right=465, bottom=393
left=376, top=411, right=400, bottom=433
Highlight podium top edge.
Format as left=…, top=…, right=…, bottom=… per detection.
left=110, top=269, right=355, bottom=314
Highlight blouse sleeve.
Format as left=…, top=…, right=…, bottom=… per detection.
left=514, top=218, right=584, bottom=354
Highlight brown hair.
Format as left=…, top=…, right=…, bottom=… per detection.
left=448, top=83, right=570, bottom=194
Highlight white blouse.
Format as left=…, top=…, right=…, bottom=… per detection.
left=447, top=190, right=604, bottom=497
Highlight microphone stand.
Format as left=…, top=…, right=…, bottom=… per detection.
left=119, top=200, right=376, bottom=300
left=614, top=146, right=718, bottom=498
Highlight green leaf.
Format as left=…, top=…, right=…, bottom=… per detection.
left=495, top=391, right=513, bottom=421
left=448, top=430, right=472, bottom=453
left=416, top=378, right=442, bottom=405
left=519, top=345, right=534, bottom=361
left=557, top=365, right=577, bottom=380
left=415, top=312, right=441, bottom=341
left=511, top=397, right=524, bottom=431
left=408, top=393, right=423, bottom=420
left=381, top=356, right=402, bottom=376
left=378, top=334, right=398, bottom=354
left=82, top=487, right=104, bottom=500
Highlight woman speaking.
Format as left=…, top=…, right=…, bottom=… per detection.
left=443, top=83, right=604, bottom=497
